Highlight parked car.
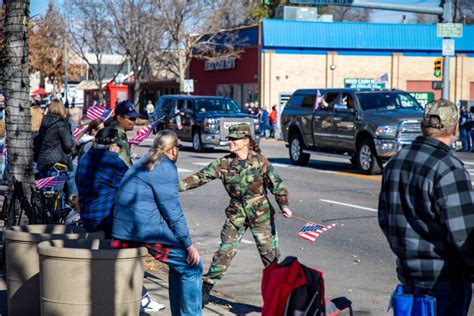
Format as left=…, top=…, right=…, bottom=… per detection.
left=154, top=95, right=260, bottom=151
left=280, top=88, right=424, bottom=174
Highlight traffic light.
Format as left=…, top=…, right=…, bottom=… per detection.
left=434, top=58, right=442, bottom=78
left=260, top=0, right=269, bottom=4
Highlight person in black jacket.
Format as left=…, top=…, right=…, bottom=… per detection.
left=35, top=99, right=74, bottom=178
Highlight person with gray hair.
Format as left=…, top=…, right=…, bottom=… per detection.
left=379, top=99, right=474, bottom=315
left=112, top=130, right=202, bottom=315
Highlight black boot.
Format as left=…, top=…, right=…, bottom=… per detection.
left=202, top=282, right=213, bottom=306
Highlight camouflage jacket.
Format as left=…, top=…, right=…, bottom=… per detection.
left=111, top=122, right=132, bottom=168
left=179, top=151, right=289, bottom=211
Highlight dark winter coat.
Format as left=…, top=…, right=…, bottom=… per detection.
left=35, top=114, right=74, bottom=172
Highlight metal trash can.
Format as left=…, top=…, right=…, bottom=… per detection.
left=4, top=225, right=98, bottom=316
left=38, top=239, right=147, bottom=316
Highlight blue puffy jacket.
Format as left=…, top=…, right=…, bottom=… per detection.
left=112, top=156, right=192, bottom=248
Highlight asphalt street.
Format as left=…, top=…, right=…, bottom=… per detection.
left=133, top=136, right=474, bottom=315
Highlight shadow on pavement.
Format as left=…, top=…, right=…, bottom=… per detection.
left=209, top=295, right=262, bottom=315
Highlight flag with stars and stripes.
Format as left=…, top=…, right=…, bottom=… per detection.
left=313, top=89, right=322, bottom=111
left=297, top=222, right=337, bottom=243
left=35, top=175, right=68, bottom=190
left=129, top=117, right=163, bottom=146
left=73, top=126, right=88, bottom=142
left=86, top=106, right=113, bottom=121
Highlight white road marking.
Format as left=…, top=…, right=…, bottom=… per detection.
left=315, top=170, right=339, bottom=174
left=319, top=199, right=378, bottom=213
left=463, top=161, right=474, bottom=165
left=241, top=239, right=254, bottom=245
left=271, top=163, right=298, bottom=169
left=144, top=138, right=154, bottom=142
left=178, top=168, right=193, bottom=173
left=194, top=162, right=211, bottom=166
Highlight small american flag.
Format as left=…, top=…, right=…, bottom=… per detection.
left=374, top=73, right=388, bottom=83
left=86, top=106, right=113, bottom=121
left=129, top=118, right=163, bottom=146
left=73, top=126, right=88, bottom=142
left=297, top=222, right=336, bottom=243
left=313, top=89, right=322, bottom=111
left=1, top=146, right=6, bottom=156
left=35, top=175, right=68, bottom=190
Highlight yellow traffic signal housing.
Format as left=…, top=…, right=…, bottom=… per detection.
left=434, top=58, right=442, bottom=78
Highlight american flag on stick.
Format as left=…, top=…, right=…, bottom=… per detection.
left=73, top=126, right=88, bottom=142
left=129, top=118, right=163, bottom=146
left=35, top=175, right=68, bottom=190
left=86, top=106, right=113, bottom=121
left=297, top=222, right=337, bottom=243
left=313, top=89, right=322, bottom=111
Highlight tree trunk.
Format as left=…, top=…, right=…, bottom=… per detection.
left=133, top=78, right=141, bottom=108
left=3, top=0, right=34, bottom=188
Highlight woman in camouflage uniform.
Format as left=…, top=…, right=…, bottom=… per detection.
left=179, top=123, right=293, bottom=305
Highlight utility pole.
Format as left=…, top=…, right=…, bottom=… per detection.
left=441, top=0, right=453, bottom=100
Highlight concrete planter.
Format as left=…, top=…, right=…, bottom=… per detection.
left=38, top=239, right=147, bottom=316
left=4, top=225, right=96, bottom=316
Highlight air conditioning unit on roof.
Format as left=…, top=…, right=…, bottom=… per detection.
left=275, top=6, right=319, bottom=22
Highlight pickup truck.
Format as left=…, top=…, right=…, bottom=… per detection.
left=154, top=95, right=260, bottom=151
left=280, top=88, right=424, bottom=174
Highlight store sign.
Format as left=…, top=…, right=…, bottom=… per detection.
left=204, top=58, right=236, bottom=71
left=409, top=92, right=434, bottom=107
left=437, top=23, right=463, bottom=38
left=344, top=78, right=385, bottom=89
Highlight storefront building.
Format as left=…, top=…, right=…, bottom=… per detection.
left=189, top=25, right=259, bottom=106
left=190, top=20, right=474, bottom=110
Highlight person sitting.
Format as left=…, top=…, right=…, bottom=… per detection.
left=75, top=127, right=128, bottom=237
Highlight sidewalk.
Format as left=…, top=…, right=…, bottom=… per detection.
left=0, top=224, right=257, bottom=316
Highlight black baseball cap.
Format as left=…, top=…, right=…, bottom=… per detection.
left=95, top=127, right=126, bottom=147
left=115, top=100, right=140, bottom=118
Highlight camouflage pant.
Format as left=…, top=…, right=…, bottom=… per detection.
left=203, top=203, right=280, bottom=286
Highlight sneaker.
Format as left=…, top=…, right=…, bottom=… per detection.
left=202, top=283, right=213, bottom=306
left=140, top=292, right=165, bottom=313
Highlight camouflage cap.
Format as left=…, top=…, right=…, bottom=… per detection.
left=422, top=99, right=459, bottom=129
left=227, top=123, right=252, bottom=139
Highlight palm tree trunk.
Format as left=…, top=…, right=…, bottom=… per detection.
left=3, top=0, right=34, bottom=188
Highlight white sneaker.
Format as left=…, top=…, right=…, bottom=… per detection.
left=141, top=292, right=166, bottom=313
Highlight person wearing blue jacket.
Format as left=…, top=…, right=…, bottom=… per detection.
left=112, top=130, right=202, bottom=315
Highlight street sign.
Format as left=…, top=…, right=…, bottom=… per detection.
left=432, top=81, right=442, bottom=90
left=344, top=78, right=385, bottom=89
left=289, top=0, right=353, bottom=5
left=183, top=79, right=194, bottom=93
left=409, top=92, right=434, bottom=108
left=442, top=38, right=455, bottom=56
left=436, top=23, right=463, bottom=38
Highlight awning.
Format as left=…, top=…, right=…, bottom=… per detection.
left=75, top=80, right=110, bottom=90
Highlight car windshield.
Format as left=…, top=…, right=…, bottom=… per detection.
left=356, top=92, right=422, bottom=112
left=194, top=98, right=242, bottom=113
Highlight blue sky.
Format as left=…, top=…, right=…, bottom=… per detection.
left=30, top=0, right=442, bottom=23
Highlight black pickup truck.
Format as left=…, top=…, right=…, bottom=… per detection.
left=154, top=95, right=260, bottom=151
left=280, top=88, right=424, bottom=174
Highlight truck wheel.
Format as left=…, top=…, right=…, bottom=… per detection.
left=289, top=134, right=310, bottom=166
left=192, top=130, right=203, bottom=152
left=356, top=138, right=382, bottom=175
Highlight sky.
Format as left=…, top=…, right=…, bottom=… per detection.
left=29, top=0, right=442, bottom=23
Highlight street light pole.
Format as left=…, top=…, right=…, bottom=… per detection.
left=441, top=0, right=453, bottom=100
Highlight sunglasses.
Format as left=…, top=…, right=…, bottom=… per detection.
left=126, top=116, right=137, bottom=122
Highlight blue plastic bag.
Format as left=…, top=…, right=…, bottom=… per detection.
left=391, top=285, right=436, bottom=316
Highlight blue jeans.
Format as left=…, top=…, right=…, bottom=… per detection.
left=403, top=281, right=472, bottom=316
left=148, top=114, right=154, bottom=124
left=149, top=246, right=203, bottom=316
left=460, top=128, right=471, bottom=152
